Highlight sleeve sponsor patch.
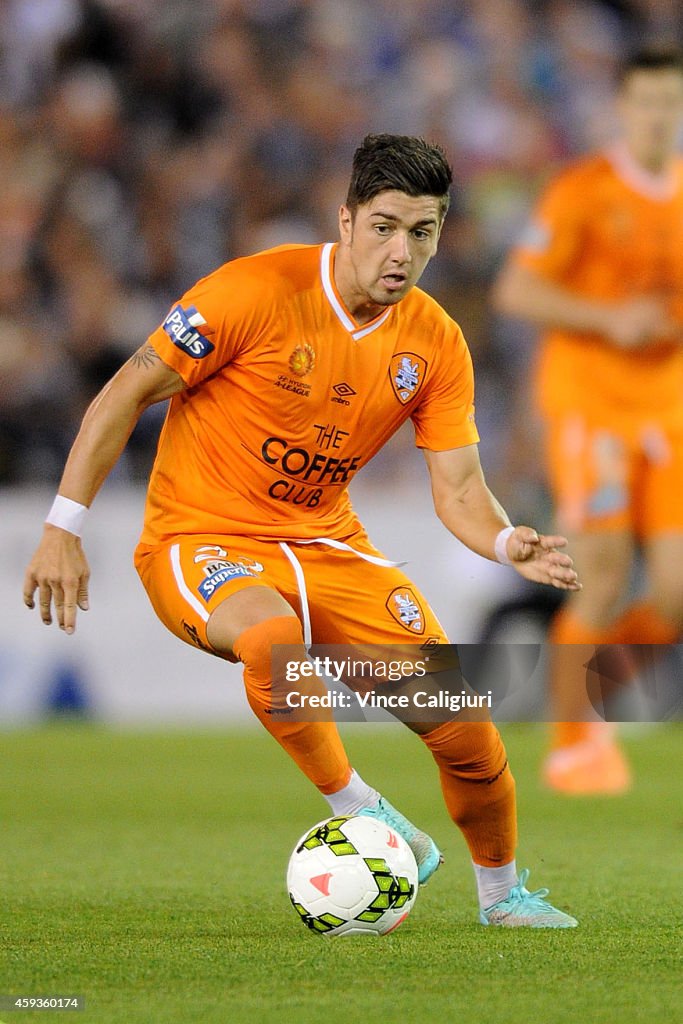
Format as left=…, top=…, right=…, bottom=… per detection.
left=163, top=304, right=215, bottom=359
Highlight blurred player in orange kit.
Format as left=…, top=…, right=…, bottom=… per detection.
left=493, top=48, right=683, bottom=795
left=24, top=134, right=581, bottom=926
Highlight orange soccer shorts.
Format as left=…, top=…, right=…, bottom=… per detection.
left=134, top=528, right=448, bottom=658
left=544, top=411, right=683, bottom=537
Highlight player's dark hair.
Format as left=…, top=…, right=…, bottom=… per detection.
left=619, top=45, right=683, bottom=83
left=346, top=134, right=453, bottom=219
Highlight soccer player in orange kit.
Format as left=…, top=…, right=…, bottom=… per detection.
left=24, top=134, right=580, bottom=926
left=493, top=49, right=683, bottom=795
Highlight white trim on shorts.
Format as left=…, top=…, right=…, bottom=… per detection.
left=170, top=543, right=209, bottom=622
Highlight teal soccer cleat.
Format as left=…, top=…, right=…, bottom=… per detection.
left=359, top=797, right=443, bottom=885
left=479, top=868, right=578, bottom=928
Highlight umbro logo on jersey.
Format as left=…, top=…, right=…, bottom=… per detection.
left=331, top=382, right=356, bottom=406
left=163, top=304, right=215, bottom=359
left=389, top=353, right=427, bottom=404
left=333, top=382, right=356, bottom=397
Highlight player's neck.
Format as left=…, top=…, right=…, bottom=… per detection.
left=609, top=141, right=677, bottom=199
left=622, top=139, right=675, bottom=178
left=332, top=247, right=388, bottom=326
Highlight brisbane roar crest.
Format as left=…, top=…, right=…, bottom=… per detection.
left=389, top=353, right=427, bottom=404
left=386, top=587, right=426, bottom=635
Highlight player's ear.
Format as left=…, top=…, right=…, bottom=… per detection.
left=339, top=205, right=353, bottom=244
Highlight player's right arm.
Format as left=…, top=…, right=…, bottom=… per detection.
left=492, top=261, right=674, bottom=349
left=23, top=344, right=185, bottom=635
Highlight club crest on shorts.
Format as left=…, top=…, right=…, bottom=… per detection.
left=386, top=587, right=425, bottom=635
left=289, top=343, right=316, bottom=378
left=389, top=353, right=427, bottom=404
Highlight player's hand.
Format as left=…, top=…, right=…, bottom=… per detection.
left=602, top=296, right=678, bottom=349
left=23, top=526, right=90, bottom=634
left=504, top=526, right=581, bottom=590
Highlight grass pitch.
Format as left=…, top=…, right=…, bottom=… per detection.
left=2, top=723, right=681, bottom=1024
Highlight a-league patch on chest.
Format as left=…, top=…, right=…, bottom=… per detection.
left=386, top=586, right=426, bottom=635
left=389, top=353, right=427, bottom=404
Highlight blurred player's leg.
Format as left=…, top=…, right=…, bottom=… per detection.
left=545, top=530, right=634, bottom=794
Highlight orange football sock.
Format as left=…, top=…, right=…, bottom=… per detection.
left=233, top=616, right=351, bottom=795
left=612, top=600, right=678, bottom=644
left=420, top=720, right=517, bottom=868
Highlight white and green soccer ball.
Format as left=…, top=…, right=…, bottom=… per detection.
left=287, top=815, right=418, bottom=937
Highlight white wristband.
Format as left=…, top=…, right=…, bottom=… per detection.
left=494, top=525, right=515, bottom=566
left=45, top=495, right=88, bottom=538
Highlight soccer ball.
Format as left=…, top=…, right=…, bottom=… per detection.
left=287, top=815, right=419, bottom=937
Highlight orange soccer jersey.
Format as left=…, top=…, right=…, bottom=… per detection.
left=137, top=242, right=479, bottom=549
left=512, top=146, right=683, bottom=423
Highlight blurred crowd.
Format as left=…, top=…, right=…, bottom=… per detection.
left=1, top=0, right=681, bottom=514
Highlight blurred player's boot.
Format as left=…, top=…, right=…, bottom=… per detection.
left=543, top=730, right=631, bottom=796
left=479, top=869, right=578, bottom=928
left=359, top=797, right=442, bottom=885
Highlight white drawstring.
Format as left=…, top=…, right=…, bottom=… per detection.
left=279, top=538, right=406, bottom=648
left=279, top=542, right=313, bottom=647
left=296, top=537, right=405, bottom=568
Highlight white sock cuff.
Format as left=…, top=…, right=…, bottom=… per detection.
left=472, top=860, right=518, bottom=910
left=325, top=769, right=380, bottom=817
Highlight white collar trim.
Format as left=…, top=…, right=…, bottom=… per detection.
left=607, top=143, right=677, bottom=201
left=320, top=242, right=392, bottom=341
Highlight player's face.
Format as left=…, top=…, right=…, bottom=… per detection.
left=337, top=191, right=443, bottom=317
left=619, top=69, right=683, bottom=169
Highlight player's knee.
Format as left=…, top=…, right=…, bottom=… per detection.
left=233, top=614, right=305, bottom=677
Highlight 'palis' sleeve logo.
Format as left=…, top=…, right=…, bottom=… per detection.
left=389, top=353, right=427, bottom=404
left=289, top=343, right=316, bottom=377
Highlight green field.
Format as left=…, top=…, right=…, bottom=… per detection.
left=2, top=723, right=680, bottom=1024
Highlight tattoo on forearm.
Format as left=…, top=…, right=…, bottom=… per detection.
left=130, top=345, right=161, bottom=369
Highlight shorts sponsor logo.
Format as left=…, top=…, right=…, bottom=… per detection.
left=163, top=304, right=215, bottom=359
left=386, top=587, right=425, bottom=635
left=389, top=353, right=427, bottom=404
left=198, top=562, right=257, bottom=600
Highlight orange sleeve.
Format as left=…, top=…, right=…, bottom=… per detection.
left=411, top=323, right=480, bottom=451
left=511, top=168, right=590, bottom=282
left=146, top=261, right=274, bottom=387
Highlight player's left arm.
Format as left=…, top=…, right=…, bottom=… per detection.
left=424, top=444, right=581, bottom=590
